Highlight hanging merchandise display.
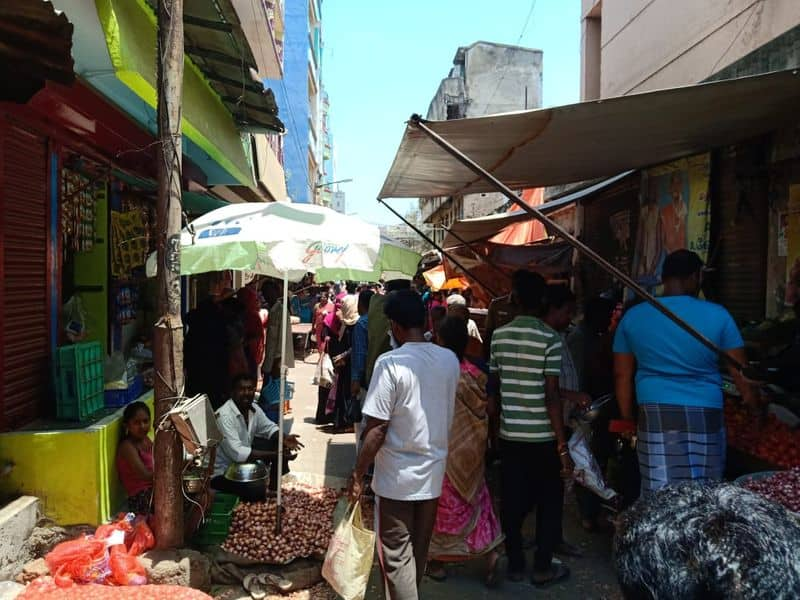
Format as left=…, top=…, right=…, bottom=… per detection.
left=114, top=284, right=140, bottom=325
left=62, top=168, right=99, bottom=253
left=111, top=209, right=149, bottom=278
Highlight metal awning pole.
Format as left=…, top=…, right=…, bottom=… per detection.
left=408, top=114, right=742, bottom=371
left=442, top=226, right=513, bottom=282
left=377, top=199, right=501, bottom=297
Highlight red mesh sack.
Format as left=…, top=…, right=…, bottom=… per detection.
left=127, top=520, right=155, bottom=556
left=44, top=537, right=109, bottom=586
left=107, top=545, right=147, bottom=586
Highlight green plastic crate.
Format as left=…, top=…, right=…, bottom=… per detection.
left=55, top=342, right=104, bottom=421
left=192, top=492, right=239, bottom=546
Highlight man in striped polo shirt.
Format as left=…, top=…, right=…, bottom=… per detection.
left=488, top=270, right=573, bottom=587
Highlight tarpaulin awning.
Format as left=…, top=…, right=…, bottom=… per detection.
left=379, top=70, right=800, bottom=199
left=442, top=171, right=633, bottom=247
left=0, top=1, right=74, bottom=102
left=423, top=265, right=469, bottom=292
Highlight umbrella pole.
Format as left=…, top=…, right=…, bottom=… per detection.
left=377, top=199, right=500, bottom=297
left=407, top=114, right=743, bottom=372
left=276, top=270, right=288, bottom=534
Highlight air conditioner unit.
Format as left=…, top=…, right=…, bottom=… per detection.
left=168, top=394, right=222, bottom=454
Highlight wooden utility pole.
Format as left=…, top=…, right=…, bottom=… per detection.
left=153, top=0, right=185, bottom=549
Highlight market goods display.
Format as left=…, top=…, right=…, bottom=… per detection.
left=741, top=468, right=800, bottom=514
left=725, top=403, right=800, bottom=468
left=221, top=483, right=339, bottom=564
left=18, top=578, right=213, bottom=599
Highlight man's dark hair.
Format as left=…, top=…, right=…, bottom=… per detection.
left=384, top=289, right=426, bottom=329
left=512, top=270, right=546, bottom=312
left=385, top=278, right=412, bottom=293
left=437, top=316, right=468, bottom=362
left=544, top=284, right=576, bottom=312
left=231, top=373, right=256, bottom=389
left=661, top=249, right=704, bottom=280
left=346, top=281, right=358, bottom=294
left=358, top=289, right=375, bottom=312
left=614, top=482, right=800, bottom=599
left=430, top=305, right=447, bottom=332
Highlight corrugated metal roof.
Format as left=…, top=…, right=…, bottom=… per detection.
left=143, top=0, right=284, bottom=134
left=0, top=1, right=74, bottom=102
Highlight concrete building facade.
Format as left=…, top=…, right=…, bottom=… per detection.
left=581, top=0, right=800, bottom=100
left=265, top=0, right=324, bottom=203
left=419, top=41, right=543, bottom=246
left=331, top=189, right=346, bottom=213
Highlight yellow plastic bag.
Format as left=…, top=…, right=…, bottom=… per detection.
left=321, top=501, right=375, bottom=600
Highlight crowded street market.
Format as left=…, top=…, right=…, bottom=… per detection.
left=1, top=1, right=800, bottom=599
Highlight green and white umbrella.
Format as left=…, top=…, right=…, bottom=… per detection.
left=146, top=201, right=381, bottom=282
left=147, top=201, right=380, bottom=525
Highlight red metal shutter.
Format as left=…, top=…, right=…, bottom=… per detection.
left=0, top=124, right=50, bottom=430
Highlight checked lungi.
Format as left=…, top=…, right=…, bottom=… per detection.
left=637, top=404, right=725, bottom=495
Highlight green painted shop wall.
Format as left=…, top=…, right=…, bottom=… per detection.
left=72, top=185, right=109, bottom=355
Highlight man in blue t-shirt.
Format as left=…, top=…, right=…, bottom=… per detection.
left=613, top=249, right=757, bottom=494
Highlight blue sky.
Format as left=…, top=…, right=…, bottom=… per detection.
left=321, top=0, right=581, bottom=225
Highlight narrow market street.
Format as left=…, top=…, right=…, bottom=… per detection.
left=287, top=354, right=622, bottom=599
left=4, top=1, right=800, bottom=599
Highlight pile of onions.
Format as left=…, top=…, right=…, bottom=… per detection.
left=221, top=483, right=340, bottom=564
left=742, top=467, right=800, bottom=514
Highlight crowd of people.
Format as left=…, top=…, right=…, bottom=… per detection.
left=114, top=248, right=800, bottom=598
left=341, top=248, right=792, bottom=599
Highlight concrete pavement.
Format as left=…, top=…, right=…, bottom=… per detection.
left=285, top=354, right=622, bottom=599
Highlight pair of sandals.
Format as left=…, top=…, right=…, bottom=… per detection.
left=508, top=560, right=571, bottom=589
left=426, top=552, right=501, bottom=588
left=242, top=573, right=291, bottom=599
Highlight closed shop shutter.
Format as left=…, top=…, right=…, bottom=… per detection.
left=710, top=144, right=769, bottom=323
left=1, top=124, right=50, bottom=431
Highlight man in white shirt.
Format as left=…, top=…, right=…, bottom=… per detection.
left=445, top=294, right=482, bottom=343
left=212, top=374, right=302, bottom=498
left=348, top=290, right=460, bottom=600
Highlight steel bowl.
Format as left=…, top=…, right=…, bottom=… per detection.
left=224, top=460, right=269, bottom=483
left=182, top=474, right=204, bottom=495
left=577, top=394, right=614, bottom=423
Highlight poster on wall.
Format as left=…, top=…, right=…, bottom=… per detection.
left=785, top=185, right=800, bottom=306
left=632, top=154, right=711, bottom=289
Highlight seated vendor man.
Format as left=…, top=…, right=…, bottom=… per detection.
left=212, top=373, right=303, bottom=500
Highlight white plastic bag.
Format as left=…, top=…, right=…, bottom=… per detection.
left=63, top=295, right=87, bottom=342
left=569, top=428, right=617, bottom=501
left=313, top=352, right=334, bottom=389
left=322, top=501, right=375, bottom=600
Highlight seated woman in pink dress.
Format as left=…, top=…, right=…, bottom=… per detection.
left=428, top=317, right=504, bottom=587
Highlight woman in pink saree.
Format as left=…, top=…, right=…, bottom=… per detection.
left=428, top=317, right=504, bottom=587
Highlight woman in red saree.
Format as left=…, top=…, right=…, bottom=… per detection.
left=428, top=317, right=504, bottom=586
